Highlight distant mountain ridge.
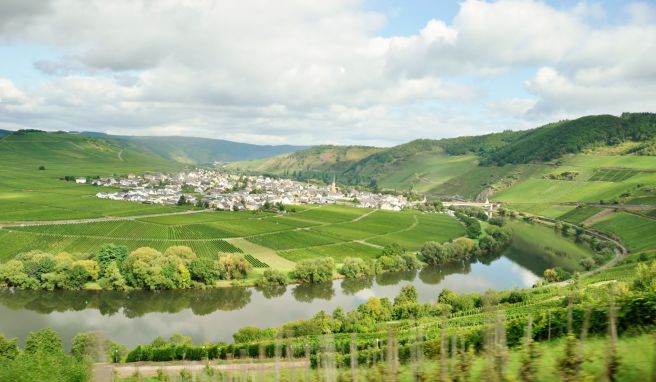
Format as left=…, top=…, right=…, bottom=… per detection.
left=79, top=132, right=307, bottom=164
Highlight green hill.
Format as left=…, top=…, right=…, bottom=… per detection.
left=0, top=130, right=187, bottom=222
left=81, top=132, right=306, bottom=164
left=482, top=113, right=656, bottom=165
left=229, top=113, right=656, bottom=201
left=227, top=145, right=384, bottom=184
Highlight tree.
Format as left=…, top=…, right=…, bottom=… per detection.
left=419, top=242, right=449, bottom=265
left=478, top=235, right=499, bottom=253
left=579, top=258, right=596, bottom=271
left=38, top=165, right=46, bottom=171
left=254, top=269, right=287, bottom=286
left=217, top=254, right=252, bottom=280
left=94, top=244, right=128, bottom=277
left=543, top=268, right=558, bottom=282
left=62, top=264, right=90, bottom=290
left=25, top=328, right=63, bottom=354
left=164, top=246, right=197, bottom=265
left=293, top=258, right=335, bottom=283
left=189, top=257, right=219, bottom=285
left=0, top=260, right=37, bottom=289
left=71, top=332, right=100, bottom=361
left=380, top=243, right=405, bottom=258
left=177, top=195, right=187, bottom=206
left=394, top=285, right=418, bottom=306
left=339, top=258, right=373, bottom=278
left=99, top=261, right=127, bottom=291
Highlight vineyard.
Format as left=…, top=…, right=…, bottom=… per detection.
left=0, top=205, right=465, bottom=265
left=588, top=168, right=641, bottom=182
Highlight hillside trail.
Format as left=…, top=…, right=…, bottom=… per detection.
left=117, top=149, right=124, bottom=161
left=582, top=208, right=614, bottom=226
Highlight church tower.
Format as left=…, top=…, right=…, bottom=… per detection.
left=331, top=175, right=337, bottom=193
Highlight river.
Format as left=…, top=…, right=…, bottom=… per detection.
left=0, top=250, right=544, bottom=348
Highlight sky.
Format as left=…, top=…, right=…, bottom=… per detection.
left=0, top=0, right=655, bottom=146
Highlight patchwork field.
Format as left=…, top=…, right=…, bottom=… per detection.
left=0, top=205, right=465, bottom=266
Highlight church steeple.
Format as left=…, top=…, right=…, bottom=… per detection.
left=331, top=175, right=337, bottom=193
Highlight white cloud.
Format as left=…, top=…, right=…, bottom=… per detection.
left=0, top=0, right=654, bottom=145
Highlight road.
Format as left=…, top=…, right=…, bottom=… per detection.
left=95, top=360, right=310, bottom=380
left=0, top=208, right=214, bottom=228
left=528, top=214, right=628, bottom=284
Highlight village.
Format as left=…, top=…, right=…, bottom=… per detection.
left=89, top=169, right=413, bottom=211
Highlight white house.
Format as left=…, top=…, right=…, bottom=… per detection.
left=75, top=177, right=87, bottom=184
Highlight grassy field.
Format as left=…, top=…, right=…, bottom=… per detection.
left=592, top=212, right=656, bottom=252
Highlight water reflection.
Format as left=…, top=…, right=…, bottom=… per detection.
left=0, top=247, right=545, bottom=346
left=292, top=282, right=335, bottom=303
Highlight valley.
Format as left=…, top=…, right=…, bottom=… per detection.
left=0, top=115, right=655, bottom=382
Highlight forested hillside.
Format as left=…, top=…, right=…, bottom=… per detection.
left=481, top=113, right=656, bottom=165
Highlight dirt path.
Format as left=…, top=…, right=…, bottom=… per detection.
left=105, top=359, right=309, bottom=379
left=117, top=149, right=124, bottom=161
left=582, top=208, right=614, bottom=226
left=0, top=208, right=214, bottom=228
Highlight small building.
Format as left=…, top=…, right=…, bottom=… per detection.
left=75, top=177, right=87, bottom=184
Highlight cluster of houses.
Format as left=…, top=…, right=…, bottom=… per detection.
left=92, top=169, right=413, bottom=211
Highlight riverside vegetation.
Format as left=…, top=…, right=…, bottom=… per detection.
left=1, top=205, right=604, bottom=291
